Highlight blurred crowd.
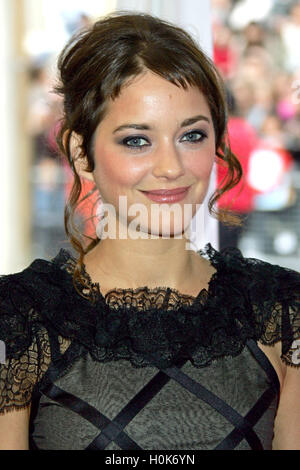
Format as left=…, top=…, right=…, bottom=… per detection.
left=212, top=0, right=300, bottom=156
left=212, top=0, right=300, bottom=255
left=27, top=14, right=95, bottom=257
left=26, top=1, right=300, bottom=259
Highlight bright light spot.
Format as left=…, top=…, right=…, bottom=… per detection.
left=273, top=231, right=298, bottom=255
left=248, top=149, right=284, bottom=192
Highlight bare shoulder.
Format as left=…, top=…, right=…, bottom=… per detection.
left=257, top=340, right=300, bottom=449
left=0, top=405, right=31, bottom=450
left=257, top=341, right=286, bottom=391
left=272, top=356, right=300, bottom=450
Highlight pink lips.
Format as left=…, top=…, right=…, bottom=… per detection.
left=140, top=186, right=190, bottom=203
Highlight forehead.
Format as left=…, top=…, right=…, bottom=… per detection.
left=104, top=71, right=211, bottom=120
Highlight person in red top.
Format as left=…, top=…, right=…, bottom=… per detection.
left=217, top=91, right=260, bottom=250
left=213, top=22, right=238, bottom=80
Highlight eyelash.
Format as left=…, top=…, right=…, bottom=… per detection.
left=120, top=130, right=208, bottom=150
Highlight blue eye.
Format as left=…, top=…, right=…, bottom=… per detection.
left=122, top=136, right=150, bottom=149
left=120, top=129, right=208, bottom=151
left=181, top=130, right=208, bottom=143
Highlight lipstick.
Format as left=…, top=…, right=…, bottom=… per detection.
left=140, top=186, right=190, bottom=203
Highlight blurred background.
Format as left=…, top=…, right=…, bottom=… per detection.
left=1, top=0, right=300, bottom=273
left=213, top=0, right=300, bottom=271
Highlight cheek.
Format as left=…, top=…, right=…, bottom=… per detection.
left=186, top=148, right=215, bottom=180
left=93, top=148, right=148, bottom=188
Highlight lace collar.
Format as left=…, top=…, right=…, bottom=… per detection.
left=55, top=246, right=219, bottom=311
left=3, top=243, right=298, bottom=374
left=23, top=243, right=293, bottom=370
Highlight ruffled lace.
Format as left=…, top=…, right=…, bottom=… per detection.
left=0, top=243, right=300, bottom=413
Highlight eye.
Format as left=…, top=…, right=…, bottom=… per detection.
left=181, top=130, right=208, bottom=144
left=121, top=136, right=150, bottom=149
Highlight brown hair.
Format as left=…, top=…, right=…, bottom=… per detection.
left=54, top=10, right=243, bottom=299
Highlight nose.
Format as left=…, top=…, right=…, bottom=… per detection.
left=152, top=141, right=185, bottom=180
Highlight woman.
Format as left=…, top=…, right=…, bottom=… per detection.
left=0, top=11, right=300, bottom=450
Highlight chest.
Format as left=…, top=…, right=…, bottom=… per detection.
left=31, top=344, right=279, bottom=450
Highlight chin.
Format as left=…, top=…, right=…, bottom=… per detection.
left=142, top=217, right=192, bottom=240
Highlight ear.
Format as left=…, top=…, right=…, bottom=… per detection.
left=69, top=132, right=95, bottom=183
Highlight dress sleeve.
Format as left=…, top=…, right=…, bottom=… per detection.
left=0, top=273, right=52, bottom=415
left=256, top=263, right=300, bottom=368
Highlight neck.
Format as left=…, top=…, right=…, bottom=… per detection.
left=83, top=235, right=209, bottom=294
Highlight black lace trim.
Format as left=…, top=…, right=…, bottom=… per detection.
left=1, top=243, right=300, bottom=409
left=58, top=247, right=216, bottom=310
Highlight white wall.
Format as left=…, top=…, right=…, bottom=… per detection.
left=23, top=0, right=117, bottom=57
left=0, top=0, right=33, bottom=274
left=115, top=0, right=218, bottom=250
left=0, top=0, right=19, bottom=273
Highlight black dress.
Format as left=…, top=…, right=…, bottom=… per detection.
left=0, top=244, right=300, bottom=450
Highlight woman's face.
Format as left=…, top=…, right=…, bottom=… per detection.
left=80, top=70, right=216, bottom=238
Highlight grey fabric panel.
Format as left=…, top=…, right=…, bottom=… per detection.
left=32, top=344, right=277, bottom=450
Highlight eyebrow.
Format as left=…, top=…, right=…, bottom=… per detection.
left=112, top=114, right=210, bottom=134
